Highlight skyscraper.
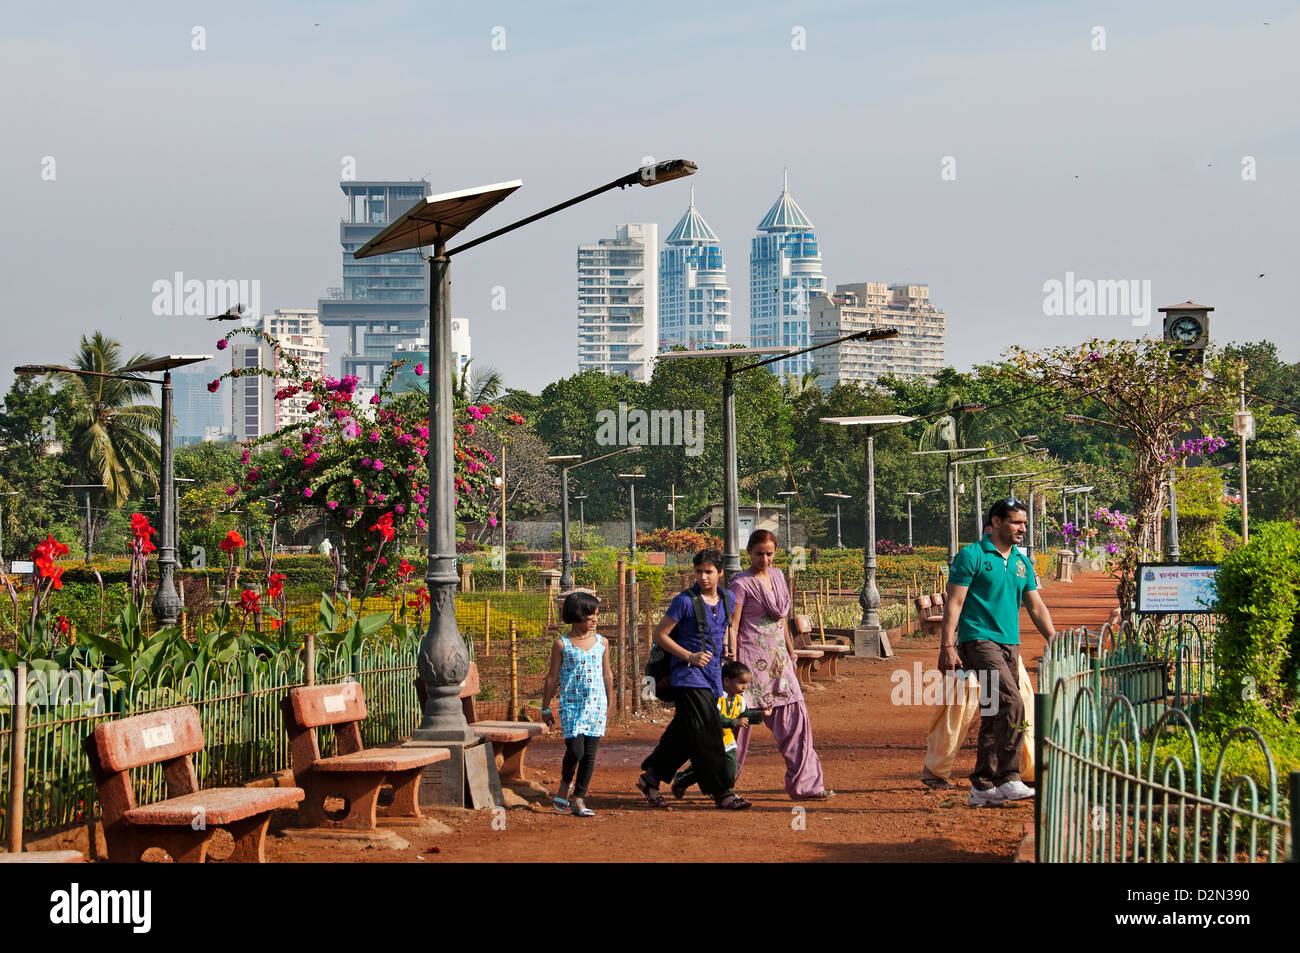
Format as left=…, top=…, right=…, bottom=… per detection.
left=749, top=172, right=826, bottom=379
left=232, top=309, right=328, bottom=442
left=577, top=223, right=658, bottom=381
left=317, top=180, right=432, bottom=384
left=658, top=189, right=730, bottom=349
left=810, top=283, right=947, bottom=386
left=172, top=366, right=227, bottom=446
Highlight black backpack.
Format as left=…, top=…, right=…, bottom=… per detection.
left=646, top=586, right=733, bottom=703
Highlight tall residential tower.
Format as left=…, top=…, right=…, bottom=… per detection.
left=658, top=189, right=730, bottom=349
left=576, top=223, right=658, bottom=381
left=749, top=173, right=826, bottom=378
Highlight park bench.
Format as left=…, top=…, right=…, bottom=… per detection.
left=792, top=614, right=851, bottom=681
left=283, top=682, right=449, bottom=830
left=915, top=594, right=945, bottom=640
left=85, top=706, right=303, bottom=863
left=460, top=662, right=546, bottom=782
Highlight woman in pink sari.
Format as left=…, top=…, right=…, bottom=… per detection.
left=727, top=530, right=830, bottom=799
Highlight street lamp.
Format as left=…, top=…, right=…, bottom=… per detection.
left=572, top=495, right=588, bottom=548
left=667, top=484, right=685, bottom=533
left=904, top=489, right=941, bottom=548
left=548, top=446, right=640, bottom=590
left=354, top=161, right=695, bottom=743
left=820, top=414, right=916, bottom=656
left=618, top=473, right=646, bottom=560
left=656, top=325, right=899, bottom=575
left=970, top=447, right=1048, bottom=541
left=777, top=490, right=798, bottom=550
left=823, top=492, right=852, bottom=548
left=23, top=355, right=210, bottom=625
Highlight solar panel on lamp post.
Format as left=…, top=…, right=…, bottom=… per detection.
left=820, top=415, right=916, bottom=657
left=657, top=326, right=898, bottom=576
left=549, top=446, right=640, bottom=590
left=21, top=355, right=210, bottom=626
left=353, top=162, right=695, bottom=742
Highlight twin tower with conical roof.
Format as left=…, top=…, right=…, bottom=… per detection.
left=576, top=174, right=826, bottom=381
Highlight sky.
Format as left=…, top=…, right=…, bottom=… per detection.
left=2, top=1, right=1297, bottom=401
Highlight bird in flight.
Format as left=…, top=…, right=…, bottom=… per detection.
left=208, top=305, right=245, bottom=321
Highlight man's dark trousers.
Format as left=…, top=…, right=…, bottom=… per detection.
left=958, top=639, right=1023, bottom=790
left=641, top=687, right=731, bottom=797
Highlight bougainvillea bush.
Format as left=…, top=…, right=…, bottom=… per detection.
left=210, top=328, right=523, bottom=585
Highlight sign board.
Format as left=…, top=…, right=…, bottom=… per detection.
left=1136, top=563, right=1220, bottom=614
left=9, top=560, right=35, bottom=574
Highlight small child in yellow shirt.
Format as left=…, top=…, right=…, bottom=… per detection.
left=671, top=661, right=766, bottom=799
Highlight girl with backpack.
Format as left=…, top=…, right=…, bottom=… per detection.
left=636, top=548, right=752, bottom=810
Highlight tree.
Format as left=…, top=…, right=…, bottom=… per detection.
left=56, top=333, right=161, bottom=515
left=473, top=424, right=560, bottom=538
left=0, top=377, right=76, bottom=558
left=1004, top=338, right=1238, bottom=611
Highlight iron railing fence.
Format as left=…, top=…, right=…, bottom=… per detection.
left=1037, top=622, right=1295, bottom=863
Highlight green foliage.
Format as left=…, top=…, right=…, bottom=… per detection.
left=1150, top=721, right=1300, bottom=811
left=1210, top=520, right=1300, bottom=726
left=1171, top=466, right=1228, bottom=562
left=0, top=376, right=76, bottom=558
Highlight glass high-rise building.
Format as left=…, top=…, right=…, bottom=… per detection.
left=658, top=189, right=730, bottom=350
left=317, top=180, right=431, bottom=384
left=749, top=173, right=826, bottom=378
left=172, top=365, right=227, bottom=446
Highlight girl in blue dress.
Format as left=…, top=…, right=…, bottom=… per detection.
left=541, top=591, right=612, bottom=818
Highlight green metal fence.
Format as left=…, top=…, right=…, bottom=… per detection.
left=1036, top=622, right=1295, bottom=863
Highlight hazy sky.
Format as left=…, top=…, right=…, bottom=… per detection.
left=2, top=1, right=1296, bottom=400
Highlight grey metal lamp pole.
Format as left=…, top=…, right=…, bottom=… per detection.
left=824, top=492, right=851, bottom=548
left=905, top=488, right=940, bottom=548
left=668, top=484, right=684, bottom=533
left=1167, top=466, right=1181, bottom=561
left=550, top=446, right=638, bottom=590
left=573, top=495, right=587, bottom=547
left=778, top=490, right=797, bottom=550
left=619, top=473, right=646, bottom=560
left=353, top=160, right=696, bottom=743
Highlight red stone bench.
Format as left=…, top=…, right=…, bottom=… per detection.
left=85, top=707, right=303, bottom=863
left=792, top=614, right=851, bottom=680
left=915, top=594, right=945, bottom=640
left=460, top=662, right=546, bottom=781
left=283, top=682, right=449, bottom=831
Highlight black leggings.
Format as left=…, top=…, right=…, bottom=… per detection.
left=561, top=735, right=601, bottom=798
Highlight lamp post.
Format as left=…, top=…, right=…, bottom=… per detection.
left=668, top=483, right=684, bottom=534
left=573, top=495, right=587, bottom=548
left=821, top=414, right=917, bottom=656
left=26, top=355, right=210, bottom=625
left=656, top=327, right=899, bottom=576
left=618, top=473, right=646, bottom=560
left=355, top=161, right=696, bottom=742
left=823, top=492, right=851, bottom=548
left=905, top=489, right=941, bottom=548
left=549, top=446, right=640, bottom=590
left=1233, top=367, right=1254, bottom=544
left=777, top=490, right=798, bottom=550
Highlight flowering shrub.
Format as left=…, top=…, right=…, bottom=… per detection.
left=635, top=528, right=724, bottom=555
left=875, top=539, right=915, bottom=556
left=210, top=327, right=523, bottom=584
left=1160, top=434, right=1228, bottom=463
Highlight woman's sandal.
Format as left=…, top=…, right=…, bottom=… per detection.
left=571, top=798, right=595, bottom=818
left=553, top=784, right=572, bottom=813
left=715, top=793, right=752, bottom=810
left=636, top=772, right=667, bottom=807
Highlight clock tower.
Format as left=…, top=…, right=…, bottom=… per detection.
left=1158, top=300, right=1213, bottom=364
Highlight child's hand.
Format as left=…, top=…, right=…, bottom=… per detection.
left=763, top=708, right=773, bottom=717
left=542, top=709, right=555, bottom=727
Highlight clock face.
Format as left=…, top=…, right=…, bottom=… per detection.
left=1169, top=316, right=1202, bottom=344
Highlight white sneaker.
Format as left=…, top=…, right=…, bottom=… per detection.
left=968, top=785, right=1006, bottom=807
left=995, top=779, right=1035, bottom=801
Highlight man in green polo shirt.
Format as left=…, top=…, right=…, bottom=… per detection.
left=938, top=498, right=1056, bottom=806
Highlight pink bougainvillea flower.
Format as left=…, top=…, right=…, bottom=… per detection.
left=303, top=487, right=313, bottom=497
left=327, top=500, right=338, bottom=510
left=370, top=394, right=382, bottom=405
left=207, top=380, right=221, bottom=393
left=489, top=516, right=498, bottom=527
left=216, top=339, right=228, bottom=350
left=415, top=363, right=424, bottom=376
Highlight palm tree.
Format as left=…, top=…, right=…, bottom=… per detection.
left=782, top=369, right=822, bottom=401
left=917, top=388, right=1017, bottom=452
left=454, top=359, right=505, bottom=406
left=57, top=333, right=161, bottom=511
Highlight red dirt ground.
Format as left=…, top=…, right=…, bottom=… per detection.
left=266, top=570, right=1120, bottom=863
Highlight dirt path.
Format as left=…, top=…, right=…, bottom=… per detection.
left=268, top=571, right=1120, bottom=863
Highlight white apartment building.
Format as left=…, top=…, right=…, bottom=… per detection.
left=232, top=308, right=329, bottom=441
left=577, top=223, right=658, bottom=381
left=809, top=283, right=946, bottom=386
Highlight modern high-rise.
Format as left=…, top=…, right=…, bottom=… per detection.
left=749, top=173, right=827, bottom=379
left=317, top=180, right=431, bottom=384
left=577, top=223, right=658, bottom=381
left=658, top=190, right=730, bottom=349
left=232, top=309, right=329, bottom=442
left=173, top=366, right=227, bottom=446
left=390, top=320, right=470, bottom=395
left=809, top=283, right=947, bottom=386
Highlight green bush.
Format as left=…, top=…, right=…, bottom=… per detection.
left=1150, top=720, right=1300, bottom=814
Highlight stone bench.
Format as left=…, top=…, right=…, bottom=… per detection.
left=792, top=613, right=851, bottom=680
left=460, top=663, right=546, bottom=781
left=85, top=707, right=303, bottom=863
left=283, top=682, right=449, bottom=831
left=914, top=594, right=945, bottom=640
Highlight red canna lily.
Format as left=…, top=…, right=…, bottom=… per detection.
left=370, top=512, right=396, bottom=542
left=409, top=586, right=430, bottom=609
left=267, top=572, right=287, bottom=599
left=396, top=559, right=415, bottom=581
left=239, top=589, right=261, bottom=614
left=56, top=615, right=71, bottom=636
left=130, top=513, right=157, bottom=539
left=219, top=530, right=246, bottom=552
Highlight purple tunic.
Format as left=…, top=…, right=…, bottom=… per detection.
left=729, top=569, right=804, bottom=710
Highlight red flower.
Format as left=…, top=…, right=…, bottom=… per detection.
left=130, top=513, right=156, bottom=540
left=370, top=512, right=396, bottom=542
left=396, top=559, right=415, bottom=580
left=219, top=530, right=246, bottom=552
left=56, top=615, right=71, bottom=636
left=409, top=586, right=430, bottom=609
left=267, top=572, right=287, bottom=599
left=141, top=539, right=157, bottom=555
left=239, top=589, right=261, bottom=614
left=267, top=618, right=282, bottom=631
left=32, top=534, right=71, bottom=562
left=507, top=413, right=525, bottom=426
left=207, top=380, right=221, bottom=393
